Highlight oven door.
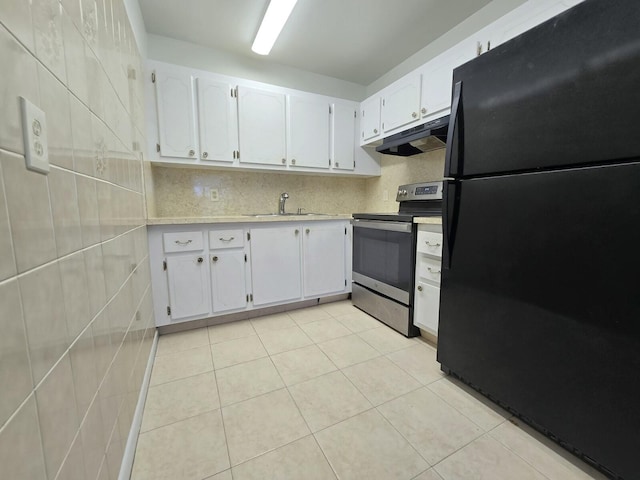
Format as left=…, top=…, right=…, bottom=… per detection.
left=352, top=219, right=414, bottom=305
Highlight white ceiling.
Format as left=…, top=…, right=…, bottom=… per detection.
left=138, top=0, right=493, bottom=86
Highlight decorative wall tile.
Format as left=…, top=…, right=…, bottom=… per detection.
left=20, top=260, right=69, bottom=384
left=35, top=353, right=79, bottom=478
left=48, top=166, right=83, bottom=256
left=0, top=24, right=40, bottom=155
left=0, top=395, right=47, bottom=480
left=0, top=0, right=35, bottom=52
left=69, top=324, right=99, bottom=419
left=0, top=161, right=17, bottom=281
left=76, top=174, right=101, bottom=246
left=84, top=243, right=108, bottom=317
left=69, top=94, right=95, bottom=176
left=0, top=279, right=32, bottom=428
left=32, top=0, right=67, bottom=83
left=62, top=12, right=89, bottom=103
left=59, top=250, right=91, bottom=339
left=1, top=149, right=57, bottom=273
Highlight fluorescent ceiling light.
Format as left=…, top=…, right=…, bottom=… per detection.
left=251, top=0, right=298, bottom=55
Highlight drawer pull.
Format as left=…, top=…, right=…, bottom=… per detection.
left=417, top=285, right=423, bottom=292
left=219, top=237, right=235, bottom=242
left=174, top=239, right=193, bottom=246
left=197, top=257, right=203, bottom=263
left=427, top=267, right=441, bottom=274
left=425, top=241, right=441, bottom=247
left=212, top=256, right=218, bottom=262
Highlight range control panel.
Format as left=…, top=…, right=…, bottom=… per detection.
left=396, top=181, right=443, bottom=202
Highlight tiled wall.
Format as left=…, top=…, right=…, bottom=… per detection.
left=365, top=149, right=446, bottom=213
left=151, top=166, right=369, bottom=217
left=0, top=1, right=153, bottom=479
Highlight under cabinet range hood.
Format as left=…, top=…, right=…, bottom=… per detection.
left=376, top=115, right=450, bottom=156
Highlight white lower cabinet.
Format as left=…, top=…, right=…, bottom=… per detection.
left=211, top=250, right=247, bottom=313
left=148, top=221, right=351, bottom=327
left=303, top=223, right=346, bottom=297
left=250, top=226, right=302, bottom=306
left=413, top=224, right=443, bottom=336
left=166, top=253, right=210, bottom=320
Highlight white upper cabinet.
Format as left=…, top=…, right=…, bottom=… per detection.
left=420, top=38, right=475, bottom=122
left=287, top=95, right=330, bottom=169
left=360, top=96, right=382, bottom=144
left=381, top=73, right=422, bottom=134
left=196, top=78, right=238, bottom=163
left=237, top=86, right=287, bottom=166
left=331, top=103, right=356, bottom=171
left=154, top=70, right=197, bottom=159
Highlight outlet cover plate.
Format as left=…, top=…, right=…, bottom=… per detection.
left=20, top=96, right=49, bottom=174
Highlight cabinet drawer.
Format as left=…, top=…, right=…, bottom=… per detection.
left=417, top=230, right=443, bottom=257
left=416, top=254, right=442, bottom=285
left=209, top=229, right=244, bottom=249
left=163, top=231, right=204, bottom=253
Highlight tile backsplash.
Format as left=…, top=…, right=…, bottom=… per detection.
left=150, top=149, right=445, bottom=217
left=0, top=2, right=153, bottom=480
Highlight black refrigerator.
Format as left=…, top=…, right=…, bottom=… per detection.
left=437, top=1, right=640, bottom=479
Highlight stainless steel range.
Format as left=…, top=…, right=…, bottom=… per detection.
left=352, top=181, right=443, bottom=337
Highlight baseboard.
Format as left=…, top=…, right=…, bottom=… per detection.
left=118, top=330, right=159, bottom=480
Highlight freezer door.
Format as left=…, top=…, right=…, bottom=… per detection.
left=437, top=162, right=640, bottom=480
left=447, top=0, right=640, bottom=178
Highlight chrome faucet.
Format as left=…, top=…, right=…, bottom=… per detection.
left=278, top=192, right=289, bottom=214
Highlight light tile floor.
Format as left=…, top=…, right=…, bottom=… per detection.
left=131, top=301, right=607, bottom=480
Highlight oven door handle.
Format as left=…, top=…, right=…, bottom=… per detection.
left=352, top=219, right=412, bottom=233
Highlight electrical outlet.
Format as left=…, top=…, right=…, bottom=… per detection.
left=20, top=97, right=49, bottom=174
left=210, top=188, right=219, bottom=201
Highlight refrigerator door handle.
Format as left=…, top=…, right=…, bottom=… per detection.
left=444, top=81, right=463, bottom=178
left=442, top=180, right=460, bottom=270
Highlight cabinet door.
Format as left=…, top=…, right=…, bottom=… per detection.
left=196, top=78, right=238, bottom=163
left=331, top=103, right=355, bottom=171
left=250, top=226, right=301, bottom=306
left=382, top=74, right=421, bottom=134
left=420, top=39, right=475, bottom=120
left=303, top=223, right=346, bottom=297
left=211, top=251, right=247, bottom=313
left=413, top=280, right=440, bottom=335
left=155, top=70, right=197, bottom=159
left=166, top=254, right=210, bottom=320
left=237, top=86, right=286, bottom=166
left=360, top=96, right=381, bottom=143
left=288, top=95, right=330, bottom=169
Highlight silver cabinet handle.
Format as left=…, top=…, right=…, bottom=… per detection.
left=188, top=149, right=195, bottom=157
left=202, top=151, right=208, bottom=158
left=174, top=239, right=192, bottom=246
left=427, top=267, right=441, bottom=274
left=417, top=285, right=423, bottom=292
left=421, top=107, right=427, bottom=114
left=219, top=237, right=234, bottom=242
left=412, top=112, right=417, bottom=118
left=212, top=256, right=218, bottom=262
left=425, top=241, right=441, bottom=247
left=197, top=256, right=203, bottom=263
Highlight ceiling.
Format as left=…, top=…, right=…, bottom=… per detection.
left=138, top=0, right=493, bottom=86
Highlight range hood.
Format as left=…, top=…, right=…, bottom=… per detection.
left=376, top=115, right=450, bottom=156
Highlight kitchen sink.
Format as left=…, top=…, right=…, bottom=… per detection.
left=243, top=213, right=330, bottom=217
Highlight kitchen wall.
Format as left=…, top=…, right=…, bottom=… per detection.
left=0, top=1, right=153, bottom=479
left=150, top=148, right=444, bottom=217
left=147, top=34, right=367, bottom=101
left=151, top=166, right=369, bottom=217
left=365, top=149, right=446, bottom=212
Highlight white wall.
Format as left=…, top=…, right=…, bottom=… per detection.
left=124, top=0, right=148, bottom=57
left=147, top=34, right=367, bottom=101
left=365, top=0, right=527, bottom=96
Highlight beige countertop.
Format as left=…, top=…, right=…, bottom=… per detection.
left=414, top=216, right=443, bottom=225
left=146, top=214, right=353, bottom=225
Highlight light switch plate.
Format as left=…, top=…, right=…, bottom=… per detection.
left=20, top=96, right=49, bottom=174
